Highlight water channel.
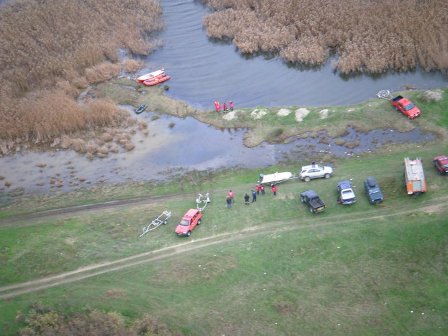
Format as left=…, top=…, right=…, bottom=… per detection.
left=0, top=0, right=446, bottom=196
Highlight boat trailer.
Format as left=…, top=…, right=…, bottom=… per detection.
left=196, top=192, right=211, bottom=211
left=139, top=210, right=172, bottom=237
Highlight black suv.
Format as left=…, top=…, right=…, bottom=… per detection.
left=364, top=176, right=384, bottom=204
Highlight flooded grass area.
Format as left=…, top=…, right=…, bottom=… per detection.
left=0, top=107, right=437, bottom=198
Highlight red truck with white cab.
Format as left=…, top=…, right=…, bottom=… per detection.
left=175, top=208, right=202, bottom=237
left=390, top=95, right=421, bottom=119
left=404, top=157, right=426, bottom=195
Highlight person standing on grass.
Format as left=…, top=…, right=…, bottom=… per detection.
left=255, top=184, right=261, bottom=195
left=229, top=101, right=234, bottom=111
left=227, top=190, right=234, bottom=203
left=271, top=184, right=277, bottom=196
left=260, top=184, right=265, bottom=195
left=226, top=196, right=232, bottom=209
left=244, top=193, right=250, bottom=205
left=223, top=102, right=228, bottom=111
left=251, top=189, right=257, bottom=202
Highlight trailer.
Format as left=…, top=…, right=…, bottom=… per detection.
left=404, top=157, right=426, bottom=195
left=139, top=210, right=171, bottom=237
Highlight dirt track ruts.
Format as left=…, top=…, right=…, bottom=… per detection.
left=0, top=192, right=198, bottom=227
left=1, top=201, right=444, bottom=300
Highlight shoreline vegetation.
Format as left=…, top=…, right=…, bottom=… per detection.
left=0, top=0, right=162, bottom=154
left=97, top=78, right=447, bottom=149
left=201, top=0, right=448, bottom=74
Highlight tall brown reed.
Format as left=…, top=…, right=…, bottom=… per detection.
left=0, top=0, right=163, bottom=142
left=201, top=0, right=448, bottom=74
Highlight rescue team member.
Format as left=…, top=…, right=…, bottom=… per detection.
left=271, top=184, right=277, bottom=196
left=227, top=190, right=234, bottom=203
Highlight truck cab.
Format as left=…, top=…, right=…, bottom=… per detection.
left=175, top=209, right=202, bottom=237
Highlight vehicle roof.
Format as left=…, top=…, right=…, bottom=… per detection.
left=300, top=190, right=318, bottom=198
left=301, top=164, right=323, bottom=170
left=365, top=176, right=378, bottom=188
left=337, top=180, right=352, bottom=189
left=398, top=97, right=412, bottom=105
left=183, top=208, right=199, bottom=218
left=434, top=155, right=448, bottom=164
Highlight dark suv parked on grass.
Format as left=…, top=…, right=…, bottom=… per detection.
left=364, top=176, right=384, bottom=204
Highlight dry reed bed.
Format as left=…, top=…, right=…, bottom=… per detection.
left=201, top=0, right=448, bottom=74
left=0, top=0, right=162, bottom=147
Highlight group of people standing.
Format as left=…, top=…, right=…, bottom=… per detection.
left=226, top=184, right=278, bottom=208
left=214, top=100, right=234, bottom=112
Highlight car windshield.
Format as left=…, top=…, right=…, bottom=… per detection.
left=370, top=191, right=382, bottom=199
left=404, top=103, right=415, bottom=110
left=180, top=219, right=190, bottom=226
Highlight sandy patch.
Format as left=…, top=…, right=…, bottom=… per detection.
left=295, top=108, right=310, bottom=122
left=423, top=90, right=443, bottom=102
left=277, top=108, right=291, bottom=117
left=319, top=109, right=329, bottom=119
left=223, top=111, right=237, bottom=120
left=64, top=237, right=76, bottom=245
left=251, top=109, right=268, bottom=120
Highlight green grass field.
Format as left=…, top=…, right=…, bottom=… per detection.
left=1, top=89, right=448, bottom=335
left=1, top=141, right=448, bottom=335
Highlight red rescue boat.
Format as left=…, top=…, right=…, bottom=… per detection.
left=136, top=69, right=171, bottom=86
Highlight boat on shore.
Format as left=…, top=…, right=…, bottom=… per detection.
left=136, top=69, right=171, bottom=86
left=135, top=104, right=148, bottom=114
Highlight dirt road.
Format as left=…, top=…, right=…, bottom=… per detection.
left=1, top=201, right=443, bottom=300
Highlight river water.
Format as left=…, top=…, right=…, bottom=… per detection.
left=0, top=0, right=445, bottom=197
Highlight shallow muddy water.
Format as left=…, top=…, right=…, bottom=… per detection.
left=0, top=112, right=435, bottom=195
left=144, top=0, right=448, bottom=110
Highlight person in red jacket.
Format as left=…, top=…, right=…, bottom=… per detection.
left=227, top=190, right=234, bottom=203
left=271, top=184, right=277, bottom=196
left=223, top=102, right=228, bottom=111
left=229, top=101, right=234, bottom=111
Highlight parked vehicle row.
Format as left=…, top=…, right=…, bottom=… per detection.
left=174, top=155, right=445, bottom=236
left=299, top=154, right=446, bottom=214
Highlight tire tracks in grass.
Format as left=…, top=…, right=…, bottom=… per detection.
left=1, top=201, right=445, bottom=300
